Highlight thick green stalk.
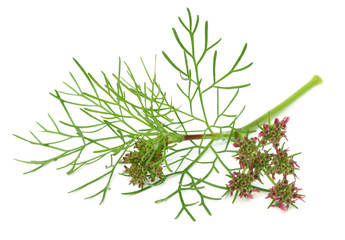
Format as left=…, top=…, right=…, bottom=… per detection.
left=240, top=75, right=323, bottom=132
left=180, top=75, right=323, bottom=142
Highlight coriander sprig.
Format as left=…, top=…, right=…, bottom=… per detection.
left=14, top=8, right=322, bottom=221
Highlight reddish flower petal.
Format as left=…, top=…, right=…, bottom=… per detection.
left=298, top=197, right=305, bottom=202
left=246, top=193, right=253, bottom=199
left=240, top=161, right=245, bottom=169
left=275, top=148, right=280, bottom=156
left=280, top=202, right=287, bottom=211
left=283, top=117, right=290, bottom=124
left=275, top=118, right=280, bottom=125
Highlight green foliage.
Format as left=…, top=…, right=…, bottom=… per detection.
left=14, top=8, right=318, bottom=220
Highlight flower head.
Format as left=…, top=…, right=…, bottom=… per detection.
left=233, top=137, right=260, bottom=169
left=123, top=136, right=167, bottom=187
left=266, top=177, right=304, bottom=211
left=226, top=170, right=261, bottom=199
left=266, top=147, right=299, bottom=178
left=258, top=117, right=290, bottom=148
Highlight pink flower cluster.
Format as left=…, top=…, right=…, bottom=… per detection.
left=266, top=176, right=305, bottom=211
left=266, top=148, right=299, bottom=179
left=232, top=119, right=298, bottom=178
left=226, top=171, right=261, bottom=199
left=228, top=117, right=304, bottom=211
left=258, top=117, right=290, bottom=148
left=233, top=137, right=260, bottom=169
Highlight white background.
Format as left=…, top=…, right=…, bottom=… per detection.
left=1, top=0, right=344, bottom=239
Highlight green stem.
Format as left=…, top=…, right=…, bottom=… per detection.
left=240, top=75, right=323, bottom=132
left=263, top=170, right=276, bottom=185
left=179, top=75, right=323, bottom=143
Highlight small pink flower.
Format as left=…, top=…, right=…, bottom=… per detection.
left=282, top=117, right=290, bottom=124
left=246, top=193, right=253, bottom=199
left=275, top=118, right=280, bottom=125
left=233, top=143, right=240, bottom=147
left=284, top=135, right=288, bottom=141
left=280, top=202, right=287, bottom=211
left=252, top=188, right=260, bottom=193
left=292, top=183, right=303, bottom=192
left=275, top=148, right=281, bottom=156
left=240, top=161, right=245, bottom=169
left=227, top=181, right=234, bottom=187
left=298, top=196, right=305, bottom=202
